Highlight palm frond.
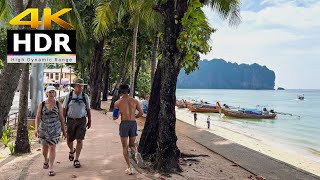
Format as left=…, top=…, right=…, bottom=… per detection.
left=0, top=0, right=14, bottom=22
left=117, top=3, right=126, bottom=24
left=93, top=2, right=114, bottom=40
left=71, top=0, right=87, bottom=40
left=207, top=0, right=241, bottom=26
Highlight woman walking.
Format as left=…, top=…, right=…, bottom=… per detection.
left=35, top=86, right=66, bottom=176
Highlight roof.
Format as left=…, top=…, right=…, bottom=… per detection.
left=44, top=67, right=76, bottom=74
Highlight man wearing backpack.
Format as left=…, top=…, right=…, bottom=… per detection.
left=63, top=78, right=91, bottom=168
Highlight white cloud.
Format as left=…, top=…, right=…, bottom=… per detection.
left=201, top=1, right=320, bottom=89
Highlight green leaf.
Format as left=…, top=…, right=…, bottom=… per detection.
left=185, top=54, right=192, bottom=61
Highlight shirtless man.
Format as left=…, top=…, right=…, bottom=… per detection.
left=113, top=84, right=144, bottom=175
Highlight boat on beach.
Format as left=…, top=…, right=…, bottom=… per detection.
left=187, top=104, right=220, bottom=113
left=176, top=99, right=187, bottom=108
left=222, top=107, right=277, bottom=119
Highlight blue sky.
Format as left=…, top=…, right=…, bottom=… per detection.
left=201, top=0, right=320, bottom=89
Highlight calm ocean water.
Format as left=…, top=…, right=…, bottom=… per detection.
left=176, top=89, right=320, bottom=159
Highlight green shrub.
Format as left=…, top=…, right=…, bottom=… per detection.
left=1, top=127, right=13, bottom=147
left=8, top=143, right=14, bottom=155
left=2, top=135, right=9, bottom=147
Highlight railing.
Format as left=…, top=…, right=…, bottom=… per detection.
left=6, top=112, right=19, bottom=128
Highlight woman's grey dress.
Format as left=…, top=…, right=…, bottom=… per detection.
left=38, top=102, right=61, bottom=145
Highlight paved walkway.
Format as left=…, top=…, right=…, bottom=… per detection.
left=23, top=109, right=148, bottom=180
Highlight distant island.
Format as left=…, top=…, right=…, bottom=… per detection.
left=177, top=59, right=275, bottom=90
left=277, top=87, right=285, bottom=90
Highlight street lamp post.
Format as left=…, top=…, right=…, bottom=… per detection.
left=59, top=65, right=62, bottom=98
left=69, top=66, right=72, bottom=89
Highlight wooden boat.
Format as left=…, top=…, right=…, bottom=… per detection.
left=187, top=104, right=220, bottom=113
left=176, top=99, right=187, bottom=108
left=222, top=108, right=276, bottom=119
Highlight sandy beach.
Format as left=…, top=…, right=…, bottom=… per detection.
left=175, top=107, right=320, bottom=177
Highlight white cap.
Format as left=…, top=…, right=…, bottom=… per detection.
left=46, top=86, right=56, bottom=93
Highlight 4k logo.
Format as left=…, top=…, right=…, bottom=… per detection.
left=9, top=8, right=73, bottom=29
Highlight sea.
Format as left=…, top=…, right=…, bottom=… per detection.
left=176, top=89, right=320, bottom=162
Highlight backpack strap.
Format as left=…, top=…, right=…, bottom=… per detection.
left=41, top=101, right=59, bottom=117
left=41, top=101, right=45, bottom=112
left=65, top=91, right=73, bottom=117
left=68, top=91, right=73, bottom=106
left=82, top=91, right=87, bottom=107
left=56, top=100, right=59, bottom=110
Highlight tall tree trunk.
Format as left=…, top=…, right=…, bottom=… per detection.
left=153, top=0, right=188, bottom=172
left=90, top=38, right=105, bottom=110
left=0, top=0, right=35, bottom=138
left=111, top=44, right=131, bottom=95
left=14, top=64, right=30, bottom=153
left=81, top=57, right=85, bottom=79
left=0, top=64, right=23, bottom=138
left=109, top=89, right=120, bottom=112
left=102, top=59, right=111, bottom=101
left=129, top=19, right=139, bottom=97
left=110, top=44, right=131, bottom=111
left=151, top=30, right=159, bottom=86
left=133, top=58, right=142, bottom=98
left=138, top=61, right=162, bottom=159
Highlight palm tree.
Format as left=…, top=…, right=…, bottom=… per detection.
left=0, top=0, right=30, bottom=138
left=94, top=0, right=157, bottom=97
left=139, top=0, right=240, bottom=172
left=90, top=1, right=115, bottom=109
left=50, top=0, right=108, bottom=109
left=14, top=63, right=31, bottom=153
left=125, top=0, right=155, bottom=97
left=14, top=0, right=50, bottom=154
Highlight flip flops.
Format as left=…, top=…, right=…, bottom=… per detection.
left=125, top=167, right=134, bottom=175
left=69, top=148, right=76, bottom=161
left=48, top=171, right=56, bottom=176
left=43, top=162, right=49, bottom=169
left=74, top=160, right=81, bottom=168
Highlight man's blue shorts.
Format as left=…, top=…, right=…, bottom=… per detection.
left=119, top=120, right=138, bottom=137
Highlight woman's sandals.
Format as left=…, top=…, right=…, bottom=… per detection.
left=48, top=171, right=56, bottom=176
left=74, top=160, right=81, bottom=168
left=43, top=162, right=49, bottom=169
left=69, top=148, right=76, bottom=161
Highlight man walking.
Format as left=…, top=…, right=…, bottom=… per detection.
left=194, top=112, right=197, bottom=126
left=113, top=84, right=144, bottom=175
left=207, top=116, right=211, bottom=129
left=63, top=78, right=91, bottom=168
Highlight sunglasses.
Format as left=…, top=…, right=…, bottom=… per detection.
left=48, top=91, right=55, bottom=93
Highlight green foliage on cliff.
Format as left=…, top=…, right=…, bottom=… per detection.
left=177, top=59, right=275, bottom=90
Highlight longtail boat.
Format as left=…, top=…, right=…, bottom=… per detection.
left=187, top=104, right=220, bottom=113
left=222, top=108, right=276, bottom=119
left=176, top=99, right=187, bottom=108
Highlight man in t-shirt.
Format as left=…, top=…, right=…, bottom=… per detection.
left=63, top=78, right=91, bottom=168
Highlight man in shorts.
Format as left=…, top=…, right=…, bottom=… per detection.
left=63, top=78, right=91, bottom=168
left=113, top=84, right=144, bottom=175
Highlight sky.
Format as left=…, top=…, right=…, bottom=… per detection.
left=201, top=0, right=320, bottom=89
